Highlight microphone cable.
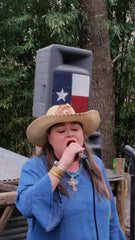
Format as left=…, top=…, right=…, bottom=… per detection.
left=70, top=142, right=99, bottom=240
left=82, top=156, right=99, bottom=240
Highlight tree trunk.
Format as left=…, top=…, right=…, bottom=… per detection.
left=80, top=0, right=116, bottom=168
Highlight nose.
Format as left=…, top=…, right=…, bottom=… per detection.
left=66, top=128, right=73, bottom=137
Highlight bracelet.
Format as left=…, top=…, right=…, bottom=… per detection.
left=50, top=166, right=65, bottom=180
left=58, top=164, right=66, bottom=172
left=53, top=166, right=65, bottom=177
left=54, top=161, right=66, bottom=171
left=50, top=169, right=62, bottom=180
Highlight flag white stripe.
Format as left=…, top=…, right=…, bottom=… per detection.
left=72, top=73, right=90, bottom=97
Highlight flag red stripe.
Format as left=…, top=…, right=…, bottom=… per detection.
left=71, top=96, right=89, bottom=113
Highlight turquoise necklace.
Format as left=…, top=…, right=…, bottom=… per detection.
left=66, top=160, right=83, bottom=192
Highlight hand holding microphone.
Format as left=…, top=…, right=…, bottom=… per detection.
left=67, top=140, right=87, bottom=160
left=59, top=141, right=87, bottom=171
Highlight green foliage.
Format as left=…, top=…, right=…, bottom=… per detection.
left=0, top=60, right=34, bottom=155
left=0, top=0, right=36, bottom=155
left=0, top=0, right=83, bottom=156
left=0, top=0, right=134, bottom=161
left=44, top=9, right=81, bottom=45
left=44, top=0, right=83, bottom=46
left=107, top=0, right=135, bottom=159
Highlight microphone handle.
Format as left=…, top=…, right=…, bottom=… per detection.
left=76, top=152, right=87, bottom=160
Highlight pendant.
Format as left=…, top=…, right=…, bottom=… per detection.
left=68, top=177, right=78, bottom=192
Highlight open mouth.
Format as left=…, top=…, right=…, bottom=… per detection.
left=67, top=140, right=76, bottom=146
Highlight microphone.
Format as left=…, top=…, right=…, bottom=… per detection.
left=66, top=141, right=87, bottom=160
left=76, top=152, right=87, bottom=160
left=124, top=145, right=135, bottom=158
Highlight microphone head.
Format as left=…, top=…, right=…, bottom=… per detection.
left=76, top=152, right=87, bottom=160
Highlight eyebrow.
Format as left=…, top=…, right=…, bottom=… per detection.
left=55, top=122, right=81, bottom=127
left=47, top=122, right=82, bottom=134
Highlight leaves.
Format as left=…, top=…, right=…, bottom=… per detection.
left=0, top=0, right=134, bottom=159
left=44, top=7, right=81, bottom=45
left=0, top=0, right=83, bottom=156
left=107, top=0, right=135, bottom=158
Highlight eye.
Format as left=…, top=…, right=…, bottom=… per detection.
left=71, top=124, right=80, bottom=131
left=72, top=128, right=78, bottom=131
left=57, top=128, right=65, bottom=133
left=58, top=130, right=65, bottom=133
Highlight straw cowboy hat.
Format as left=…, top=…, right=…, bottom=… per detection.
left=26, top=104, right=100, bottom=147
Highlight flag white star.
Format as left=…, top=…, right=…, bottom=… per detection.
left=56, top=88, right=68, bottom=102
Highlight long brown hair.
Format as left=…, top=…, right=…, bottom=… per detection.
left=83, top=139, right=110, bottom=199
left=37, top=138, right=110, bottom=199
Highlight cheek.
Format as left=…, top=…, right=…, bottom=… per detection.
left=48, top=133, right=62, bottom=148
left=78, top=131, right=84, bottom=145
left=48, top=133, right=65, bottom=159
left=47, top=133, right=56, bottom=147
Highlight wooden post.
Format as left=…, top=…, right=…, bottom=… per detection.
left=107, top=158, right=125, bottom=234
left=116, top=158, right=125, bottom=175
left=0, top=205, right=15, bottom=235
left=116, top=179, right=125, bottom=233
left=0, top=191, right=17, bottom=206
left=0, top=182, right=17, bottom=192
left=115, top=158, right=125, bottom=234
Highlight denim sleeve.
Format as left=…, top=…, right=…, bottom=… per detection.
left=16, top=156, right=63, bottom=231
left=94, top=155, right=126, bottom=240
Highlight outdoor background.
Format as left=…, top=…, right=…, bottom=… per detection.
left=0, top=0, right=134, bottom=168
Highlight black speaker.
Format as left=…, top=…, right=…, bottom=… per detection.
left=33, top=44, right=93, bottom=117
left=89, top=131, right=102, bottom=158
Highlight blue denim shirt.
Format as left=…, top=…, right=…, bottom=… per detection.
left=16, top=155, right=126, bottom=240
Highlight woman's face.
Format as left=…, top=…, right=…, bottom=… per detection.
left=48, top=122, right=84, bottom=160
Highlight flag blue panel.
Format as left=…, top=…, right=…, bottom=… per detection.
left=51, top=72, right=72, bottom=106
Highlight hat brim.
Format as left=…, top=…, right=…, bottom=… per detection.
left=26, top=110, right=100, bottom=147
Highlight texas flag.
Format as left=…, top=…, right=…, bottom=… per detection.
left=51, top=72, right=90, bottom=113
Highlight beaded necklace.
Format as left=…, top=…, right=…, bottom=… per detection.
left=66, top=160, right=83, bottom=192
